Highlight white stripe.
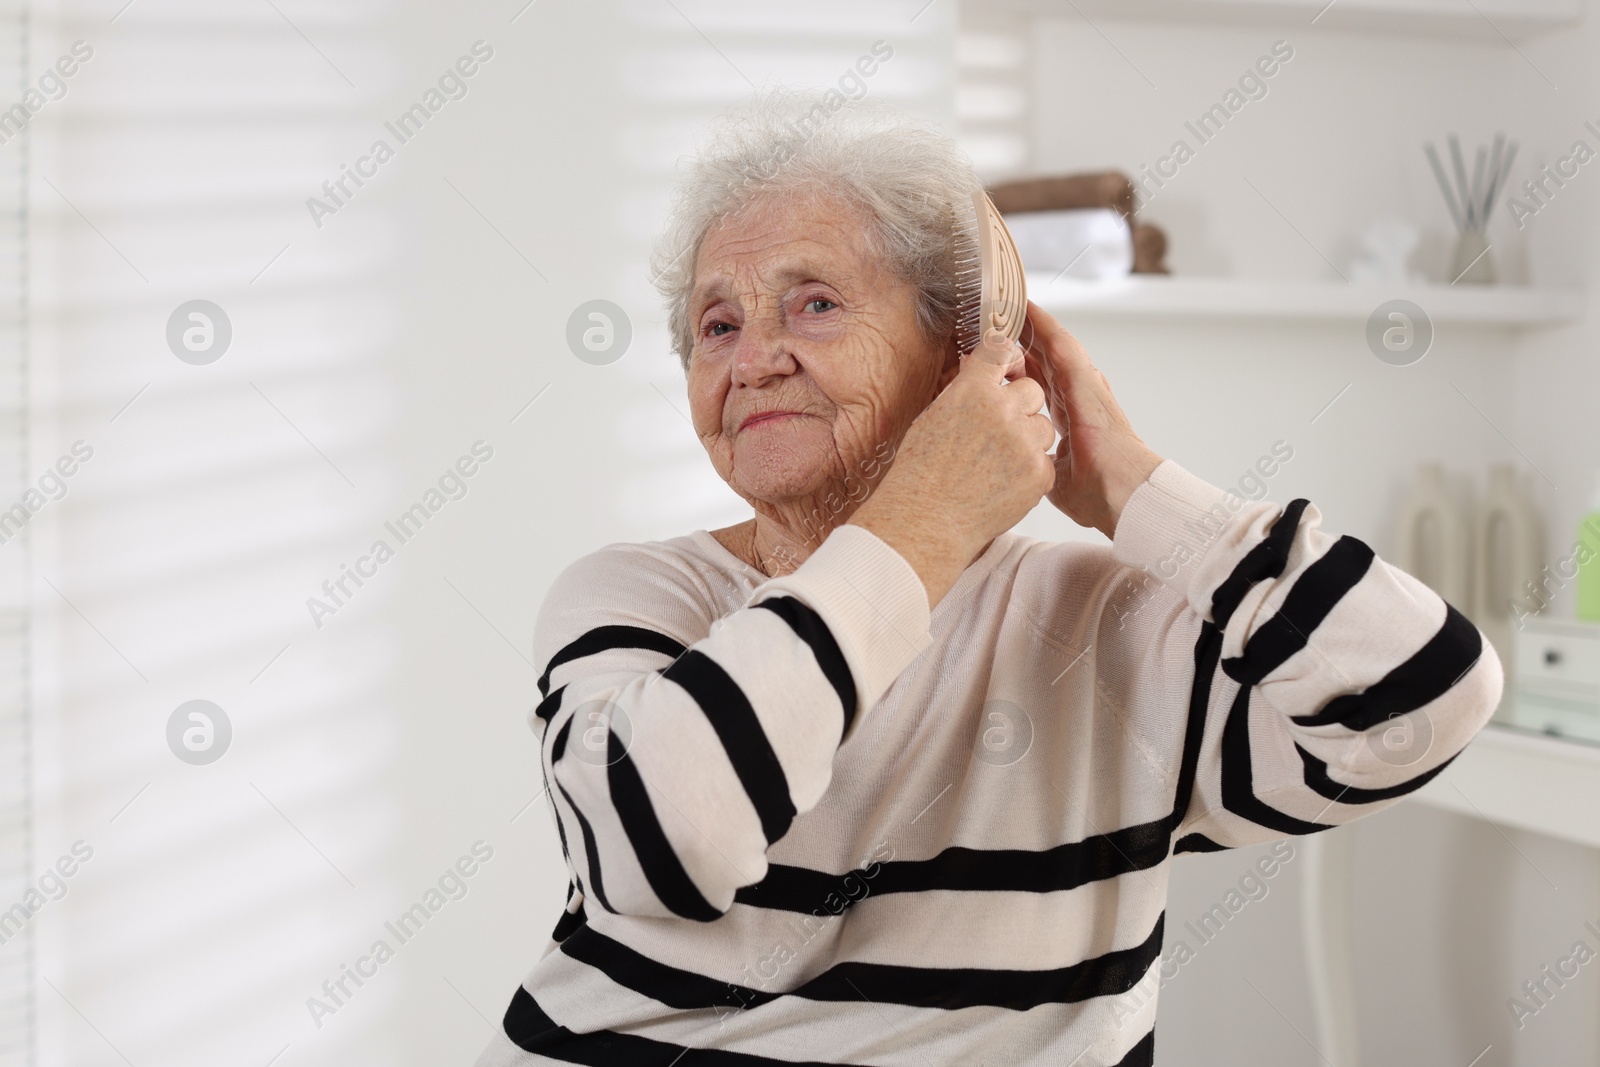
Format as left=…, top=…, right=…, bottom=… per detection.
left=600, top=874, right=1166, bottom=976
left=713, top=605, right=847, bottom=811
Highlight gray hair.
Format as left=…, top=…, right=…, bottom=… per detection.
left=651, top=91, right=984, bottom=372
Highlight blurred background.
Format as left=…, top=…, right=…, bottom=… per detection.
left=1, top=0, right=1598, bottom=1063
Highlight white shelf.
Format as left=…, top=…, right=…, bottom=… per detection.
left=1409, top=722, right=1600, bottom=849
left=997, top=0, right=1582, bottom=42
left=1031, top=274, right=1587, bottom=327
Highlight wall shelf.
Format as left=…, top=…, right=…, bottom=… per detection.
left=995, top=0, right=1582, bottom=42
left=1031, top=274, right=1587, bottom=327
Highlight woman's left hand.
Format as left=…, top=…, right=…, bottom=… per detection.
left=1020, top=300, right=1164, bottom=540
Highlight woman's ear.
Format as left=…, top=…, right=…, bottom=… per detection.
left=935, top=338, right=961, bottom=392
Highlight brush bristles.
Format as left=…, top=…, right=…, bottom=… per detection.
left=950, top=191, right=985, bottom=357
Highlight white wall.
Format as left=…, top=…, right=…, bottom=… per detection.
left=982, top=7, right=1600, bottom=1065
left=1501, top=7, right=1600, bottom=1065
left=21, top=1, right=954, bottom=1064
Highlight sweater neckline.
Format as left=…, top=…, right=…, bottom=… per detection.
left=687, top=526, right=1015, bottom=619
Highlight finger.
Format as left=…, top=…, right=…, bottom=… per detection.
left=1027, top=410, right=1057, bottom=451
left=1025, top=299, right=1076, bottom=347
left=1005, top=375, right=1046, bottom=418
left=967, top=326, right=1025, bottom=378
left=1022, top=344, right=1070, bottom=427
left=1025, top=300, right=1096, bottom=379
left=1021, top=343, right=1052, bottom=393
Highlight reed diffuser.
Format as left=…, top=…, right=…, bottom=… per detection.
left=1424, top=133, right=1516, bottom=285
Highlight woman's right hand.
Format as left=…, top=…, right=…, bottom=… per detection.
left=847, top=330, right=1057, bottom=608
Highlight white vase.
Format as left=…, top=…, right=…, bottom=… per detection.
left=1449, top=229, right=1495, bottom=285
left=1392, top=462, right=1471, bottom=611
left=1472, top=464, right=1543, bottom=678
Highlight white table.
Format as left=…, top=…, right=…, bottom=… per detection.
left=1300, top=722, right=1600, bottom=1066
left=1410, top=722, right=1600, bottom=849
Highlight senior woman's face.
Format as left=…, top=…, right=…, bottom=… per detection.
left=685, top=194, right=952, bottom=509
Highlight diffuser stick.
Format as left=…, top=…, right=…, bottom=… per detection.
left=1482, top=134, right=1505, bottom=219
left=1469, top=147, right=1487, bottom=230
left=1491, top=142, right=1518, bottom=212
left=1425, top=143, right=1465, bottom=232
left=1448, top=135, right=1473, bottom=230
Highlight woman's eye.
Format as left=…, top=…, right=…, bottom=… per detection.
left=802, top=298, right=837, bottom=314
left=706, top=321, right=734, bottom=337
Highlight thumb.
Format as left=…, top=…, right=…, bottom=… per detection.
left=962, top=327, right=1023, bottom=383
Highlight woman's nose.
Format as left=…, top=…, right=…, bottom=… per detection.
left=730, top=318, right=797, bottom=385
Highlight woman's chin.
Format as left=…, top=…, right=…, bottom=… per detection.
left=729, top=451, right=832, bottom=505
left=734, top=470, right=826, bottom=506
left=722, top=415, right=841, bottom=502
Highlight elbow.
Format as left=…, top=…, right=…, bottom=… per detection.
left=1416, top=619, right=1504, bottom=766
left=1401, top=604, right=1504, bottom=753
left=603, top=842, right=760, bottom=922
left=558, top=765, right=766, bottom=923
left=638, top=821, right=768, bottom=922
left=1455, top=630, right=1505, bottom=739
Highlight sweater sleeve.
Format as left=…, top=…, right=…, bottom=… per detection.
left=1108, top=459, right=1504, bottom=852
left=531, top=524, right=931, bottom=920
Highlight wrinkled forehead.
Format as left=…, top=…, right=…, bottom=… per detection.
left=689, top=194, right=879, bottom=308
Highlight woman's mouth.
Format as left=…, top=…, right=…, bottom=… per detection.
left=739, top=411, right=802, bottom=431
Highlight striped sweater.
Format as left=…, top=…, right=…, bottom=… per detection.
left=475, top=460, right=1502, bottom=1067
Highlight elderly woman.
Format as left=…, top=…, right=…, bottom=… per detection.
left=476, top=94, right=1500, bottom=1066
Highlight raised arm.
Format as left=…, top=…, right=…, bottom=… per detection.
left=1019, top=301, right=1501, bottom=849
left=1110, top=461, right=1503, bottom=850
left=533, top=526, right=930, bottom=921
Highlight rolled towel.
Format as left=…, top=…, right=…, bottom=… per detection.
left=987, top=172, right=1134, bottom=220
left=1003, top=208, right=1133, bottom=280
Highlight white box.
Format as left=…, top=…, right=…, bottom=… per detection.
left=1505, top=618, right=1600, bottom=743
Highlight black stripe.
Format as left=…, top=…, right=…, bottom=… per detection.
left=1198, top=498, right=1306, bottom=843
left=1296, top=744, right=1459, bottom=804
left=606, top=731, right=723, bottom=922
left=535, top=683, right=567, bottom=724
left=753, top=596, right=859, bottom=739
left=502, top=985, right=842, bottom=1066
left=1291, top=604, right=1483, bottom=729
left=560, top=916, right=1165, bottom=1013
left=546, top=762, right=574, bottom=872
left=1219, top=684, right=1335, bottom=836
left=1209, top=499, right=1310, bottom=628
left=1168, top=620, right=1223, bottom=835
left=1112, top=1028, right=1156, bottom=1067
left=735, top=821, right=1169, bottom=913
left=550, top=718, right=617, bottom=916
left=551, top=897, right=586, bottom=943
left=1203, top=499, right=1345, bottom=837
left=836, top=826, right=1172, bottom=897
left=1173, top=833, right=1228, bottom=854
left=562, top=924, right=757, bottom=1011
left=661, top=650, right=796, bottom=844
left=1221, top=536, right=1375, bottom=687
left=733, top=862, right=875, bottom=912
left=540, top=624, right=687, bottom=697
